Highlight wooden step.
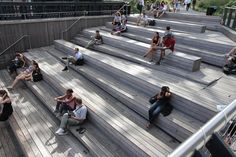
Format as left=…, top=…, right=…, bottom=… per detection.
left=45, top=46, right=204, bottom=142
left=24, top=50, right=174, bottom=157
left=0, top=70, right=90, bottom=157
left=43, top=45, right=180, bottom=149
left=104, top=28, right=225, bottom=67
left=73, top=36, right=222, bottom=85
left=127, top=16, right=207, bottom=33
left=106, top=22, right=235, bottom=53
left=24, top=75, right=124, bottom=157
left=53, top=40, right=217, bottom=124
left=83, top=28, right=202, bottom=72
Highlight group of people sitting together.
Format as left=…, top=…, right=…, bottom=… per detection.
left=144, top=26, right=175, bottom=64
left=111, top=11, right=128, bottom=35
left=54, top=89, right=87, bottom=135
left=7, top=55, right=43, bottom=90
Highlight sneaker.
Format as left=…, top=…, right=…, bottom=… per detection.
left=62, top=66, right=68, bottom=71
left=156, top=61, right=160, bottom=65
left=56, top=128, right=68, bottom=136
left=61, top=57, right=67, bottom=60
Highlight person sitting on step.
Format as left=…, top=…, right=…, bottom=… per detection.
left=137, top=12, right=149, bottom=27
left=0, top=90, right=13, bottom=121
left=61, top=48, right=84, bottom=71
left=85, top=30, right=103, bottom=48
left=8, top=52, right=26, bottom=75
left=7, top=60, right=40, bottom=89
left=55, top=98, right=87, bottom=135
left=111, top=20, right=127, bottom=35
left=54, top=89, right=77, bottom=117
left=112, top=11, right=121, bottom=30
left=156, top=1, right=168, bottom=18
left=156, top=34, right=176, bottom=65
left=225, top=47, right=236, bottom=67
left=143, top=32, right=161, bottom=62
left=146, top=86, right=171, bottom=128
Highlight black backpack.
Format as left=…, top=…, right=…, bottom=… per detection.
left=149, top=20, right=156, bottom=26
left=75, top=58, right=84, bottom=66
left=32, top=69, right=43, bottom=82
left=161, top=103, right=173, bottom=117
left=223, top=64, right=236, bottom=75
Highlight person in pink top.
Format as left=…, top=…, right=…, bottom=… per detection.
left=54, top=89, right=77, bottom=116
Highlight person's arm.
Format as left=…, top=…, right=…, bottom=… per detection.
left=71, top=116, right=85, bottom=122
left=20, top=54, right=26, bottom=67
left=0, top=97, right=11, bottom=104
left=64, top=96, right=76, bottom=103
left=54, top=94, right=67, bottom=101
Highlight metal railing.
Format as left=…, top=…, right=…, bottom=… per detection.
left=0, top=35, right=31, bottom=57
left=168, top=99, right=236, bottom=157
left=222, top=7, right=236, bottom=31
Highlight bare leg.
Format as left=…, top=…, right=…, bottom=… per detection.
left=156, top=49, right=165, bottom=65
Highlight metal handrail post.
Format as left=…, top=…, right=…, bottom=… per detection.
left=168, top=99, right=236, bottom=157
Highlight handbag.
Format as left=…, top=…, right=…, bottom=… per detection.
left=149, top=94, right=157, bottom=104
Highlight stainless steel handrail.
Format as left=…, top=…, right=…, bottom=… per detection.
left=0, top=35, right=31, bottom=57
left=168, top=99, right=236, bottom=157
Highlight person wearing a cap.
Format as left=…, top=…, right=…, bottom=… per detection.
left=156, top=34, right=176, bottom=65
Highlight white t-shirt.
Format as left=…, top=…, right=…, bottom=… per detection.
left=141, top=15, right=148, bottom=21
left=138, top=0, right=144, bottom=6
left=184, top=0, right=192, bottom=4
left=73, top=105, right=87, bottom=120
left=114, top=15, right=121, bottom=23
left=162, top=5, right=168, bottom=11
left=75, top=51, right=83, bottom=60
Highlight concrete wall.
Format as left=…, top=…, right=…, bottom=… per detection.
left=0, top=15, right=112, bottom=68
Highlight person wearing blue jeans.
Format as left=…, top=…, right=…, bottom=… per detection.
left=146, top=86, right=171, bottom=128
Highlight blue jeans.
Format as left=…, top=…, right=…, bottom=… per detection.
left=148, top=100, right=167, bottom=123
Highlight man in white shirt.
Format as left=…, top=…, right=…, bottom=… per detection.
left=56, top=98, right=87, bottom=135
left=62, top=48, right=84, bottom=71
left=137, top=12, right=149, bottom=27
left=184, top=0, right=192, bottom=11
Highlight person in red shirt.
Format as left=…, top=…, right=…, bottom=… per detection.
left=156, top=34, right=176, bottom=65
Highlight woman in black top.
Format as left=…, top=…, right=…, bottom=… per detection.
left=0, top=90, right=13, bottom=121
left=146, top=86, right=171, bottom=128
left=8, top=53, right=26, bottom=74
left=143, top=32, right=161, bottom=62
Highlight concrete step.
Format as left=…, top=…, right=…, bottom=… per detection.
left=127, top=16, right=207, bottom=33
left=103, top=28, right=225, bottom=67
left=53, top=40, right=217, bottom=125
left=106, top=22, right=234, bottom=53
left=24, top=49, right=173, bottom=157
left=45, top=45, right=203, bottom=142
left=82, top=27, right=202, bottom=72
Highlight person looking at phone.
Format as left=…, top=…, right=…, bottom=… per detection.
left=55, top=98, right=87, bottom=135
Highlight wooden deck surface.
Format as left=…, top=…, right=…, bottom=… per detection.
left=0, top=70, right=91, bottom=157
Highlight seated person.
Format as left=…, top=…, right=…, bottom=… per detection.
left=54, top=89, right=77, bottom=117
left=164, top=26, right=173, bottom=37
left=62, top=48, right=84, bottom=71
left=112, top=12, right=121, bottom=30
left=55, top=98, right=87, bottom=135
left=224, top=119, right=236, bottom=145
left=137, top=12, right=149, bottom=27
left=225, top=47, right=236, bottom=67
left=8, top=52, right=26, bottom=75
left=111, top=20, right=127, bottom=35
left=147, top=86, right=171, bottom=128
left=143, top=32, right=161, bottom=62
left=150, top=1, right=160, bottom=18
left=7, top=60, right=40, bottom=89
left=121, top=11, right=127, bottom=24
left=156, top=1, right=168, bottom=18
left=0, top=90, right=13, bottom=121
left=85, top=30, right=103, bottom=48
left=156, top=34, right=176, bottom=65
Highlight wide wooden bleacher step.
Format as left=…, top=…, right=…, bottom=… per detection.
left=82, top=28, right=202, bottom=72
left=53, top=40, right=217, bottom=125
left=127, top=16, right=207, bottom=33
left=0, top=120, right=23, bottom=157
left=24, top=50, right=174, bottom=157
left=101, top=26, right=225, bottom=67
left=0, top=70, right=90, bottom=157
left=24, top=75, right=124, bottom=157
left=46, top=45, right=203, bottom=142
left=106, top=22, right=234, bottom=53
left=73, top=36, right=223, bottom=85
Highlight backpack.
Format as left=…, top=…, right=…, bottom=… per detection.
left=32, top=69, right=43, bottom=82
left=149, top=20, right=156, bottom=26
left=161, top=103, right=173, bottom=117
left=223, top=64, right=236, bottom=75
